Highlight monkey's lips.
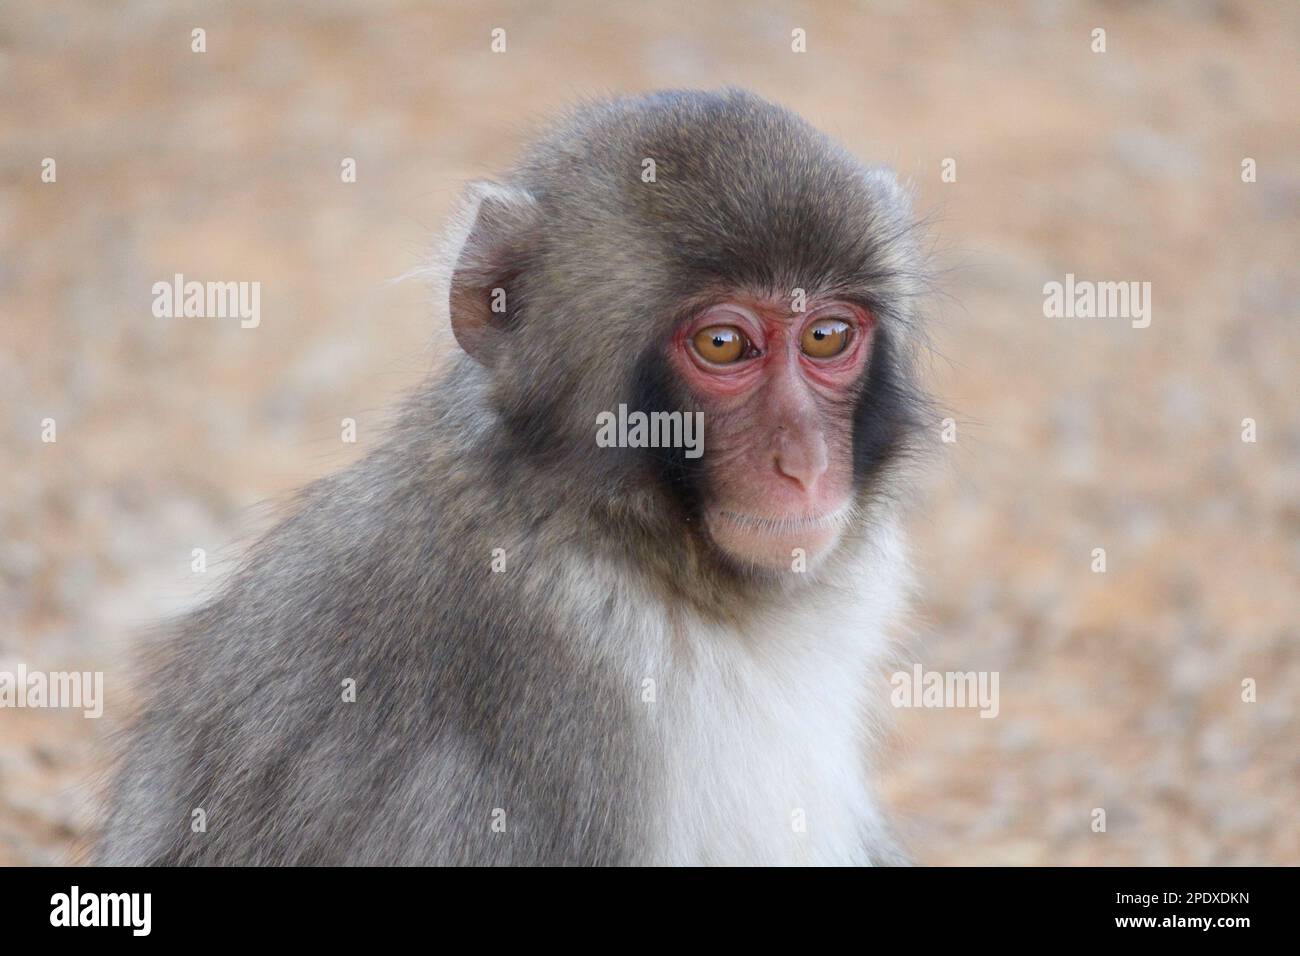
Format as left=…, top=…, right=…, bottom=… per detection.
left=708, top=506, right=851, bottom=570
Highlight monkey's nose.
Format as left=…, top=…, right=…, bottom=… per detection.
left=774, top=433, right=830, bottom=492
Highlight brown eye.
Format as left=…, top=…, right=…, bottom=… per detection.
left=800, top=319, right=852, bottom=359
left=693, top=325, right=748, bottom=364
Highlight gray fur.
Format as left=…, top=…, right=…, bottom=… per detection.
left=98, top=89, right=926, bottom=866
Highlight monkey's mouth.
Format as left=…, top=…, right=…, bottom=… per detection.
left=716, top=506, right=852, bottom=535
left=707, top=506, right=851, bottom=571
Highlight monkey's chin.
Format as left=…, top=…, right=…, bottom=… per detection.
left=706, top=508, right=848, bottom=572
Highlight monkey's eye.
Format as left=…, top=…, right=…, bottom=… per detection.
left=800, top=319, right=852, bottom=359
left=692, top=325, right=749, bottom=365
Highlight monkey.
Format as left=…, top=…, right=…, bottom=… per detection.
left=97, top=88, right=930, bottom=866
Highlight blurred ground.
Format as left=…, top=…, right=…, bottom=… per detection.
left=1, top=0, right=1297, bottom=865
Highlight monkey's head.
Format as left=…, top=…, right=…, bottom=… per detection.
left=443, top=89, right=927, bottom=585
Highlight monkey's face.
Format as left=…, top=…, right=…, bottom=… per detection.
left=670, top=294, right=875, bottom=571
left=444, top=91, right=924, bottom=586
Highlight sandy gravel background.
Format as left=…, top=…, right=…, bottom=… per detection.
left=2, top=0, right=1297, bottom=865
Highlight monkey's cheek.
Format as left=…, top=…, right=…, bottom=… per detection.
left=705, top=514, right=844, bottom=572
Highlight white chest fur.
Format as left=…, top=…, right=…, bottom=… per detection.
left=552, top=516, right=910, bottom=865
left=631, top=521, right=910, bottom=866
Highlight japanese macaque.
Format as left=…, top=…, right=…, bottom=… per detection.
left=98, top=89, right=930, bottom=866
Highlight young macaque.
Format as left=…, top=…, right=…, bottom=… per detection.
left=99, top=88, right=929, bottom=865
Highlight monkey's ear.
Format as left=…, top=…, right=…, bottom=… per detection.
left=447, top=182, right=540, bottom=366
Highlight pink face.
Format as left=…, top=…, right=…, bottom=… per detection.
left=669, top=295, right=876, bottom=571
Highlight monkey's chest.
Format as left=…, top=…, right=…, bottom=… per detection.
left=638, top=616, right=882, bottom=866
